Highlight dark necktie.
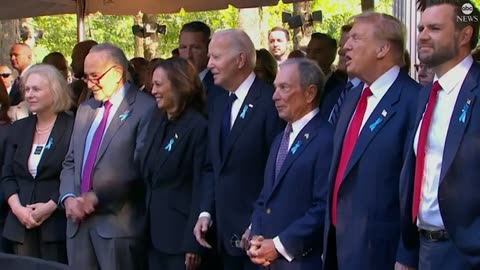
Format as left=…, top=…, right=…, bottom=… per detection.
left=331, top=87, right=372, bottom=225
left=329, top=81, right=354, bottom=125
left=81, top=101, right=112, bottom=193
left=220, top=93, right=237, bottom=156
left=412, top=81, right=441, bottom=222
left=9, top=77, right=21, bottom=106
left=274, top=123, right=293, bottom=182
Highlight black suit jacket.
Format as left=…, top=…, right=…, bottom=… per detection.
left=319, top=71, right=348, bottom=120
left=0, top=123, right=11, bottom=229
left=203, top=70, right=226, bottom=115
left=2, top=112, right=74, bottom=243
left=140, top=108, right=207, bottom=255
left=201, top=76, right=285, bottom=256
left=9, top=79, right=22, bottom=106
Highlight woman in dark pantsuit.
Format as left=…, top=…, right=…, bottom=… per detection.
left=140, top=57, right=208, bottom=270
left=2, top=64, right=74, bottom=263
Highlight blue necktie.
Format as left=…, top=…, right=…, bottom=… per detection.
left=329, top=81, right=354, bottom=125
left=220, top=93, right=237, bottom=156
left=274, top=123, right=292, bottom=182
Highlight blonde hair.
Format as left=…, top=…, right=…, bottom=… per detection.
left=352, top=11, right=406, bottom=66
left=22, top=64, right=73, bottom=113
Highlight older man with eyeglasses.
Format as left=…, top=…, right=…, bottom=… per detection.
left=59, top=43, right=155, bottom=270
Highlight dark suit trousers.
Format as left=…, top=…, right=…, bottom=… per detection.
left=148, top=249, right=184, bottom=270
left=67, top=220, right=146, bottom=270
left=12, top=228, right=67, bottom=264
left=419, top=235, right=469, bottom=270
left=222, top=253, right=257, bottom=270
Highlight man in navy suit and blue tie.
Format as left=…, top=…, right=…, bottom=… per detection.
left=322, top=12, right=420, bottom=270
left=246, top=58, right=333, bottom=270
left=400, top=1, right=480, bottom=269
left=193, top=29, right=284, bottom=270
left=178, top=21, right=225, bottom=114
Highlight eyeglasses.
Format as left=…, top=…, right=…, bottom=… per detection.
left=414, top=64, right=426, bottom=72
left=82, top=66, right=117, bottom=85
left=0, top=73, right=11, bottom=78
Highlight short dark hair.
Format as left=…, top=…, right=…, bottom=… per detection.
left=341, top=23, right=353, bottom=33
left=417, top=0, right=480, bottom=49
left=268, top=26, right=290, bottom=41
left=310, top=33, right=337, bottom=49
left=151, top=57, right=206, bottom=119
left=180, top=21, right=211, bottom=43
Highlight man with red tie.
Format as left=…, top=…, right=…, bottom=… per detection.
left=400, top=1, right=480, bottom=269
left=322, top=11, right=420, bottom=270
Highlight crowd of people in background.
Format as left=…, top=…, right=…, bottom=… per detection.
left=1, top=0, right=480, bottom=270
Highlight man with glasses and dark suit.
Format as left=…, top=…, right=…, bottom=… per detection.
left=59, top=43, right=155, bottom=270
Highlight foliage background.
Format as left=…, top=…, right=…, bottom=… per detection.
left=31, top=0, right=408, bottom=62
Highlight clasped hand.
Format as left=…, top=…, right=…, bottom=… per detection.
left=64, top=192, right=98, bottom=223
left=13, top=200, right=57, bottom=229
left=246, top=235, right=279, bottom=267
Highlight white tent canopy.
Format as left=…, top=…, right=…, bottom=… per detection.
left=0, top=0, right=308, bottom=20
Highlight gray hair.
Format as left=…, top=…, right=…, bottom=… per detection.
left=213, top=29, right=256, bottom=70
left=89, top=43, right=130, bottom=79
left=279, top=58, right=325, bottom=105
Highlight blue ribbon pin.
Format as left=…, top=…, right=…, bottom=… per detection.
left=164, top=133, right=178, bottom=152
left=239, top=105, right=249, bottom=119
left=45, top=138, right=53, bottom=150
left=369, top=117, right=383, bottom=131
left=290, top=140, right=302, bottom=154
left=119, top=111, right=131, bottom=121
left=459, top=100, right=471, bottom=123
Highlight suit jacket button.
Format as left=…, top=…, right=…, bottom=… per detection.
left=266, top=208, right=271, bottom=214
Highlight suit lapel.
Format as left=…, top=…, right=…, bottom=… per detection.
left=342, top=75, right=403, bottom=180
left=36, top=113, right=67, bottom=174
left=153, top=110, right=195, bottom=182
left=221, top=79, right=261, bottom=166
left=77, top=99, right=101, bottom=171
left=440, top=64, right=479, bottom=181
left=270, top=113, right=322, bottom=194
left=95, top=86, right=136, bottom=164
left=211, top=92, right=227, bottom=169
left=17, top=116, right=36, bottom=176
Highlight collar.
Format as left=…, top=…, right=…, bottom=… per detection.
left=199, top=68, right=209, bottom=81
left=20, top=65, right=33, bottom=77
left=364, top=66, right=400, bottom=98
left=291, top=107, right=319, bottom=135
left=435, top=55, right=473, bottom=94
left=107, top=82, right=129, bottom=106
left=232, top=72, right=256, bottom=103
left=349, top=77, right=362, bottom=88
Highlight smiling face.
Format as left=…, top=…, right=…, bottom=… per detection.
left=151, top=67, right=177, bottom=117
left=83, top=51, right=123, bottom=102
left=24, top=73, right=54, bottom=114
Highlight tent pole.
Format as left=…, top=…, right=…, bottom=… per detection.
left=76, top=0, right=85, bottom=42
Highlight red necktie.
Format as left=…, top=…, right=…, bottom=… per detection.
left=331, top=87, right=372, bottom=226
left=412, top=81, right=441, bottom=222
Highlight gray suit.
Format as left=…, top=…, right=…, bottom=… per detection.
left=59, top=84, right=155, bottom=270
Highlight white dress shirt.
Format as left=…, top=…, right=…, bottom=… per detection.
left=415, top=55, right=473, bottom=230
left=274, top=108, right=320, bottom=262
left=230, top=72, right=255, bottom=128
left=356, top=66, right=399, bottom=133
left=199, top=68, right=208, bottom=81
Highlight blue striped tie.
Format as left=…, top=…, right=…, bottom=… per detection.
left=329, top=81, right=354, bottom=125
left=275, top=123, right=292, bottom=181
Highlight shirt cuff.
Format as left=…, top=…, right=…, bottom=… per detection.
left=273, top=236, right=294, bottom=262
left=199, top=211, right=212, bottom=226
left=59, top=193, right=76, bottom=208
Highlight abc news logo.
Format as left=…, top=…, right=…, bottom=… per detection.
left=458, top=3, right=479, bottom=22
